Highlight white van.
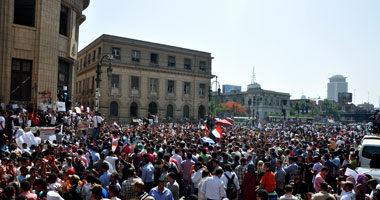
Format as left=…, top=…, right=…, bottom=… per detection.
left=359, top=138, right=380, bottom=168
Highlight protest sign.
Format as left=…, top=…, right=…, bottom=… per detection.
left=57, top=102, right=66, bottom=112
left=78, top=121, right=89, bottom=131
left=39, top=128, right=55, bottom=141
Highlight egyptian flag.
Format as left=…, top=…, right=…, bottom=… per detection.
left=211, top=125, right=222, bottom=142
left=111, top=135, right=118, bottom=152
left=204, top=124, right=209, bottom=133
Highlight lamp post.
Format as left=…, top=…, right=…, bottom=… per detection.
left=210, top=76, right=221, bottom=116
left=95, top=54, right=113, bottom=113
left=253, top=95, right=262, bottom=122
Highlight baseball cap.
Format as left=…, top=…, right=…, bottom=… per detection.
left=376, top=184, right=380, bottom=190
left=66, top=168, right=75, bottom=175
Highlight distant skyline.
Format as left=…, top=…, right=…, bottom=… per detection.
left=78, top=0, right=380, bottom=107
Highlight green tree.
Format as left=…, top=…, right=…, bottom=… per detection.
left=322, top=99, right=340, bottom=120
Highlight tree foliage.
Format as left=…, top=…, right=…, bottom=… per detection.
left=322, top=99, right=340, bottom=120
left=220, top=101, right=246, bottom=115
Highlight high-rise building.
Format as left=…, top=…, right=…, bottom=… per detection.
left=222, top=85, right=242, bottom=93
left=327, top=75, right=348, bottom=102
left=0, top=0, right=90, bottom=109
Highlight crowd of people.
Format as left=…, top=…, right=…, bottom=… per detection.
left=0, top=107, right=379, bottom=200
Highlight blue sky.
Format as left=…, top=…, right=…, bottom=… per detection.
left=79, top=0, right=380, bottom=106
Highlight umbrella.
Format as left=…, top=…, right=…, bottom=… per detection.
left=215, top=119, right=232, bottom=127
left=201, top=137, right=215, bottom=144
left=225, top=117, right=235, bottom=123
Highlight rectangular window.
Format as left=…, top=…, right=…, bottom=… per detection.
left=79, top=80, right=82, bottom=94
left=58, top=60, right=70, bottom=94
left=87, top=53, right=91, bottom=65
left=149, top=78, right=158, bottom=93
left=14, top=0, right=36, bottom=27
left=98, top=47, right=101, bottom=58
left=79, top=59, right=82, bottom=70
left=91, top=76, right=95, bottom=93
left=199, top=84, right=205, bottom=96
left=132, top=50, right=141, bottom=62
left=84, top=56, right=87, bottom=67
left=11, top=59, right=32, bottom=101
left=92, top=50, right=96, bottom=62
left=150, top=53, right=158, bottom=64
left=168, top=80, right=175, bottom=94
left=112, top=47, right=121, bottom=59
left=59, top=5, right=69, bottom=36
left=199, top=61, right=206, bottom=72
left=184, top=82, right=190, bottom=95
left=131, top=76, right=139, bottom=90
left=111, top=74, right=119, bottom=88
left=184, top=58, right=192, bottom=70
left=168, top=56, right=176, bottom=67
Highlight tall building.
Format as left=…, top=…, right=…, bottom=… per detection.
left=0, top=0, right=90, bottom=110
left=327, top=75, right=348, bottom=102
left=75, top=34, right=213, bottom=122
left=222, top=85, right=242, bottom=93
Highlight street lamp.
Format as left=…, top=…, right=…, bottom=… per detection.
left=253, top=95, right=262, bottom=121
left=210, top=76, right=221, bottom=116
left=95, top=54, right=113, bottom=113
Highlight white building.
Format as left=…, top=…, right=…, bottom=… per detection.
left=327, top=75, right=348, bottom=102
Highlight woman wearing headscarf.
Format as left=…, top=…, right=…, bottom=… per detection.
left=242, top=164, right=257, bottom=200
left=256, top=160, right=265, bottom=186
left=356, top=173, right=368, bottom=200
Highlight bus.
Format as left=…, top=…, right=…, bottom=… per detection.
left=266, top=116, right=314, bottom=124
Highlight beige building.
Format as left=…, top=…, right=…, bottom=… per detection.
left=76, top=34, right=213, bottom=122
left=0, top=0, right=89, bottom=110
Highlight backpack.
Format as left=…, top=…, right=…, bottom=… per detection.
left=225, top=173, right=237, bottom=199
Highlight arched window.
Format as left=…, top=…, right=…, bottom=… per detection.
left=166, top=105, right=174, bottom=119
left=148, top=102, right=158, bottom=115
left=198, top=105, right=205, bottom=120
left=183, top=105, right=190, bottom=119
left=110, top=101, right=118, bottom=116
left=130, top=102, right=138, bottom=117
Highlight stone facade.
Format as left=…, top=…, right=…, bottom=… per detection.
left=213, top=87, right=291, bottom=121
left=76, top=34, right=213, bottom=122
left=0, top=0, right=89, bottom=109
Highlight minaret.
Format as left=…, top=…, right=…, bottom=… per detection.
left=247, top=66, right=261, bottom=89
left=251, top=66, right=256, bottom=84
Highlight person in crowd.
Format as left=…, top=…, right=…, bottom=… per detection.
left=166, top=172, right=179, bottom=200
left=121, top=167, right=142, bottom=200
left=280, top=185, right=298, bottom=200
left=275, top=160, right=286, bottom=196
left=221, top=164, right=240, bottom=200
left=201, top=168, right=225, bottom=200
left=314, top=167, right=329, bottom=193
left=148, top=179, right=174, bottom=200
left=241, top=164, right=257, bottom=200
left=311, top=182, right=335, bottom=200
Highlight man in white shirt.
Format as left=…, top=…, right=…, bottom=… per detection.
left=336, top=181, right=355, bottom=200
left=280, top=185, right=298, bottom=200
left=221, top=164, right=239, bottom=200
left=93, top=113, right=103, bottom=139
left=171, top=149, right=183, bottom=170
left=105, top=152, right=118, bottom=173
left=0, top=111, right=6, bottom=146
left=191, top=162, right=204, bottom=195
left=201, top=168, right=226, bottom=200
